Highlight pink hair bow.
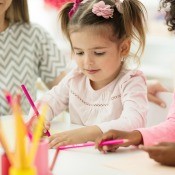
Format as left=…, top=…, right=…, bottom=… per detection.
left=92, top=1, right=114, bottom=19
left=69, top=0, right=81, bottom=18
left=115, top=0, right=124, bottom=14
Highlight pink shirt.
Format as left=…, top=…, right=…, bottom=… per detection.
left=40, top=68, right=148, bottom=133
left=138, top=93, right=175, bottom=146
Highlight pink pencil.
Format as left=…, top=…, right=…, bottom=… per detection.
left=50, top=139, right=128, bottom=171
left=57, top=139, right=128, bottom=150
left=21, top=84, right=51, bottom=137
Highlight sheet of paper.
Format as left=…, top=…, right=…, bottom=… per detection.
left=49, top=148, right=131, bottom=175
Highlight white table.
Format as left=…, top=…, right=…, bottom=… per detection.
left=49, top=146, right=175, bottom=175
left=1, top=116, right=175, bottom=175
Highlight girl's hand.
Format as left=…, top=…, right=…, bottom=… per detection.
left=49, top=126, right=102, bottom=148
left=140, top=142, right=175, bottom=166
left=26, top=115, right=51, bottom=136
left=95, top=130, right=143, bottom=153
left=147, top=80, right=168, bottom=107
left=27, top=102, right=52, bottom=136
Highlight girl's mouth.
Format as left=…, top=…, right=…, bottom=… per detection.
left=85, top=69, right=100, bottom=74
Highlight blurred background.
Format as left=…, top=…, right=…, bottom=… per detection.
left=28, top=0, right=175, bottom=92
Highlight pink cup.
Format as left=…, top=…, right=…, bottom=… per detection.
left=35, top=139, right=52, bottom=175
left=1, top=140, right=52, bottom=175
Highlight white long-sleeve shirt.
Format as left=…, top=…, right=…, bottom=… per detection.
left=40, top=68, right=148, bottom=133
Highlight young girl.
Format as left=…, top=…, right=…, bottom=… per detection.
left=95, top=0, right=175, bottom=166
left=30, top=0, right=148, bottom=148
left=0, top=0, right=66, bottom=115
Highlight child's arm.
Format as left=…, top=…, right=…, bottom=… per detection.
left=27, top=74, right=70, bottom=132
left=48, top=126, right=102, bottom=148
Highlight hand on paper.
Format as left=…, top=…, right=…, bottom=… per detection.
left=49, top=126, right=102, bottom=149
left=140, top=142, right=175, bottom=166
left=95, top=130, right=143, bottom=153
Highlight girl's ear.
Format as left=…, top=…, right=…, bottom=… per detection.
left=120, top=38, right=131, bottom=57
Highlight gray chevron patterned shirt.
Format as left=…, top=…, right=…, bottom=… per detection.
left=0, top=22, right=66, bottom=115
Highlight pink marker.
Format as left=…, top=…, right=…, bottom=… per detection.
left=57, top=139, right=128, bottom=150
left=3, top=90, right=12, bottom=106
left=21, top=84, right=51, bottom=137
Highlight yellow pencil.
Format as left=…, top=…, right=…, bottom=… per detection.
left=0, top=121, right=14, bottom=165
left=27, top=105, right=47, bottom=166
left=12, top=101, right=27, bottom=168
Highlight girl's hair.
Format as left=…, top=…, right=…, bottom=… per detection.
left=59, top=0, right=147, bottom=62
left=5, top=0, right=30, bottom=23
left=160, top=0, right=175, bottom=32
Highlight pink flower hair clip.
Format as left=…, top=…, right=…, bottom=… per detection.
left=115, top=0, right=124, bottom=14
left=92, top=1, right=114, bottom=19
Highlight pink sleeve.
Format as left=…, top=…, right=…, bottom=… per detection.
left=138, top=93, right=175, bottom=146
left=97, top=71, right=148, bottom=132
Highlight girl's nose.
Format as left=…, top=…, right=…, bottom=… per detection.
left=84, top=55, right=94, bottom=65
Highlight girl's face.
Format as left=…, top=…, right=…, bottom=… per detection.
left=0, top=0, right=12, bottom=18
left=70, top=27, right=130, bottom=90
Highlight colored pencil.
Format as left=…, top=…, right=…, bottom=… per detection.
left=13, top=101, right=27, bottom=168
left=21, top=84, right=50, bottom=137
left=49, top=139, right=128, bottom=171
left=57, top=139, right=128, bottom=150
left=50, top=149, right=59, bottom=171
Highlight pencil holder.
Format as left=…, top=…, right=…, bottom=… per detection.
left=1, top=140, right=52, bottom=175
left=34, top=139, right=52, bottom=175
left=1, top=153, right=11, bottom=175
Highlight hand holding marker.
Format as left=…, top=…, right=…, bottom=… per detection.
left=21, top=84, right=51, bottom=137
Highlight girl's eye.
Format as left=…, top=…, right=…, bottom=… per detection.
left=94, top=52, right=105, bottom=56
left=75, top=51, right=84, bottom=55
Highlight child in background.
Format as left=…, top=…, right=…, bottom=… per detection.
left=0, top=0, right=67, bottom=115
left=29, top=0, right=148, bottom=148
left=95, top=0, right=175, bottom=166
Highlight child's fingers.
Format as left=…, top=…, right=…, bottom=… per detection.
left=44, top=121, right=51, bottom=130
left=95, top=131, right=118, bottom=149
left=148, top=94, right=166, bottom=108
left=95, top=137, right=103, bottom=149
left=49, top=138, right=68, bottom=149
left=49, top=134, right=62, bottom=148
left=139, top=145, right=163, bottom=156
left=52, top=141, right=68, bottom=149
left=27, top=116, right=38, bottom=132
left=103, top=145, right=119, bottom=152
